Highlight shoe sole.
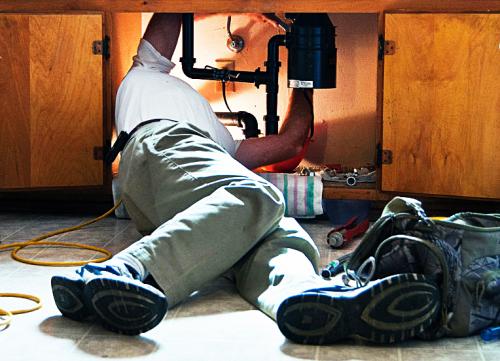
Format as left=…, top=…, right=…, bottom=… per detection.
left=84, top=277, right=168, bottom=335
left=276, top=273, right=440, bottom=344
left=51, top=276, right=93, bottom=321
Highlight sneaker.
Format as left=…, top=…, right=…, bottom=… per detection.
left=276, top=273, right=440, bottom=344
left=51, top=271, right=92, bottom=321
left=51, top=263, right=135, bottom=321
left=52, top=263, right=167, bottom=335
left=84, top=274, right=167, bottom=335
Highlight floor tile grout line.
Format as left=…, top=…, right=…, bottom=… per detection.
left=0, top=216, right=82, bottom=243
left=0, top=222, right=35, bottom=243
left=475, top=337, right=487, bottom=361
left=1, top=221, right=64, bottom=276
left=397, top=347, right=403, bottom=361
left=88, top=222, right=139, bottom=260
left=15, top=216, right=131, bottom=265
left=314, top=345, right=320, bottom=360
left=101, top=222, right=138, bottom=250
left=7, top=219, right=134, bottom=269
left=74, top=324, right=94, bottom=351
left=21, top=232, right=67, bottom=264
left=9, top=230, right=69, bottom=274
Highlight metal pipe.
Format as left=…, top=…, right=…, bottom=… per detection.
left=263, top=35, right=285, bottom=135
left=180, top=14, right=284, bottom=135
left=181, top=14, right=266, bottom=84
left=215, top=111, right=260, bottom=138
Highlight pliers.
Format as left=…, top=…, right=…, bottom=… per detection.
left=326, top=216, right=369, bottom=248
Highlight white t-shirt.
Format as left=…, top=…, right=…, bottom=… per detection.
left=115, top=39, right=238, bottom=156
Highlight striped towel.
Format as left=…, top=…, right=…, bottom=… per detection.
left=259, top=173, right=323, bottom=218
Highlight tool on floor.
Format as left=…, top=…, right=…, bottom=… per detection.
left=321, top=252, right=354, bottom=279
left=321, top=260, right=342, bottom=279
left=326, top=216, right=369, bottom=248
left=322, top=167, right=376, bottom=186
left=480, top=326, right=500, bottom=342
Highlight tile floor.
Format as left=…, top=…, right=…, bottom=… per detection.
left=0, top=212, right=498, bottom=360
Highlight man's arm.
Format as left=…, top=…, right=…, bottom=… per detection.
left=142, top=13, right=182, bottom=60
left=234, top=89, right=313, bottom=170
left=141, top=13, right=311, bottom=171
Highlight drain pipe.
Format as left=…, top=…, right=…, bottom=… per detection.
left=180, top=13, right=265, bottom=83
left=215, top=111, right=260, bottom=138
left=180, top=13, right=285, bottom=135
left=263, top=34, right=285, bottom=135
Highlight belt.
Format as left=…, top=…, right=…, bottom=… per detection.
left=105, top=119, right=165, bottom=164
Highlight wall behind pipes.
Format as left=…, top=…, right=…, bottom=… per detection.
left=141, top=13, right=379, bottom=168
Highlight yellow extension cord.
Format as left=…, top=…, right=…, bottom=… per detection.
left=0, top=201, right=121, bottom=329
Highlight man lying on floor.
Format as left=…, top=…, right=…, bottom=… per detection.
left=51, top=13, right=440, bottom=344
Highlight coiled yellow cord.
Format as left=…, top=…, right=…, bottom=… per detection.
left=0, top=201, right=121, bottom=266
left=0, top=201, right=121, bottom=329
left=0, top=307, right=13, bottom=329
left=0, top=293, right=42, bottom=314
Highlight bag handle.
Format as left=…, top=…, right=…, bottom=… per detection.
left=374, top=234, right=451, bottom=338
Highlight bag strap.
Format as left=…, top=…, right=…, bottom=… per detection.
left=374, top=234, right=451, bottom=338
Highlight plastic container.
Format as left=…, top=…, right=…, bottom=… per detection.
left=322, top=199, right=372, bottom=225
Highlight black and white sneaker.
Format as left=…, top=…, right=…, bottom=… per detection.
left=51, top=271, right=92, bottom=321
left=52, top=262, right=167, bottom=335
left=276, top=273, right=440, bottom=344
left=84, top=275, right=167, bottom=335
left=51, top=263, right=136, bottom=321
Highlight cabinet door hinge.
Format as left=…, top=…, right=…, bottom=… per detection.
left=382, top=149, right=393, bottom=164
left=378, top=36, right=395, bottom=59
left=376, top=144, right=393, bottom=165
left=92, top=36, right=110, bottom=59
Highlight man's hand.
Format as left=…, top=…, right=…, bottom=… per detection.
left=248, top=13, right=286, bottom=29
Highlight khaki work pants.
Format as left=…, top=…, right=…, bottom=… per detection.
left=119, top=119, right=326, bottom=318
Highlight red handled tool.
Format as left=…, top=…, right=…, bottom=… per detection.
left=326, top=216, right=369, bottom=248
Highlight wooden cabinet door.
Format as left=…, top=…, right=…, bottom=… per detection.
left=0, top=14, right=104, bottom=188
left=382, top=13, right=500, bottom=199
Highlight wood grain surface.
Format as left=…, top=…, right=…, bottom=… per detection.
left=382, top=13, right=500, bottom=199
left=1, top=0, right=500, bottom=13
left=0, top=15, right=31, bottom=187
left=0, top=14, right=104, bottom=188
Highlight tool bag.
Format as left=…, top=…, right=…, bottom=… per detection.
left=335, top=197, right=500, bottom=338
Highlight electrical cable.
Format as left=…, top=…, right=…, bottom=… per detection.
left=221, top=81, right=233, bottom=113
left=226, top=16, right=233, bottom=40
left=0, top=200, right=120, bottom=266
left=0, top=307, right=13, bottom=329
left=0, top=201, right=121, bottom=330
left=0, top=293, right=42, bottom=315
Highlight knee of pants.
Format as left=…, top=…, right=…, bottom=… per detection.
left=225, top=178, right=286, bottom=220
